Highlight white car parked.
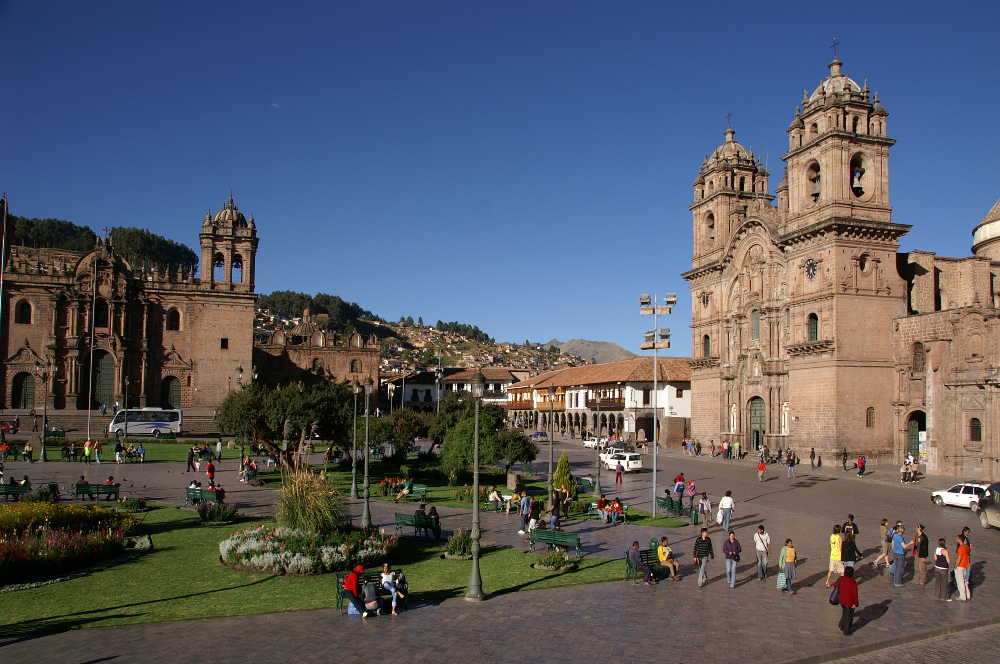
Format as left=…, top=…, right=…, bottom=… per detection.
left=599, top=448, right=626, bottom=463
left=583, top=437, right=610, bottom=449
left=604, top=453, right=643, bottom=472
left=931, top=482, right=989, bottom=510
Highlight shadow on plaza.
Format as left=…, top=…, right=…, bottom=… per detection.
left=0, top=576, right=277, bottom=641
left=852, top=599, right=892, bottom=632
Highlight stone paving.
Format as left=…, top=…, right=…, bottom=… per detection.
left=1, top=439, right=998, bottom=664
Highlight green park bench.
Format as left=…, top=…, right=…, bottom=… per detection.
left=403, top=484, right=427, bottom=501
left=47, top=429, right=66, bottom=437
left=394, top=512, right=435, bottom=537
left=335, top=569, right=408, bottom=613
left=73, top=483, right=120, bottom=501
left=528, top=529, right=581, bottom=557
left=578, top=477, right=594, bottom=493
left=1, top=484, right=31, bottom=502
left=184, top=487, right=214, bottom=505
left=657, top=496, right=685, bottom=517
left=587, top=502, right=629, bottom=524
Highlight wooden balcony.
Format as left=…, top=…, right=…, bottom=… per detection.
left=585, top=398, right=625, bottom=410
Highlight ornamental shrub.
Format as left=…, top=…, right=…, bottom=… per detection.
left=552, top=451, right=577, bottom=500
left=445, top=528, right=472, bottom=557
left=218, top=525, right=397, bottom=574
left=276, top=470, right=346, bottom=533
left=197, top=501, right=238, bottom=523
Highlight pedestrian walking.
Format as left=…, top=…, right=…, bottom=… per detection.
left=857, top=456, right=867, bottom=477
left=955, top=534, right=971, bottom=600
left=890, top=525, right=912, bottom=587
left=686, top=480, right=697, bottom=512
left=872, top=518, right=892, bottom=568
left=810, top=447, right=816, bottom=469
left=83, top=439, right=92, bottom=465
left=825, top=524, right=844, bottom=587
left=186, top=447, right=196, bottom=473
left=216, top=440, right=223, bottom=461
left=834, top=566, right=859, bottom=635
left=842, top=449, right=848, bottom=471
left=723, top=531, right=742, bottom=588
left=786, top=453, right=796, bottom=479
left=693, top=528, right=714, bottom=587
left=615, top=460, right=624, bottom=485
left=753, top=525, right=770, bottom=580
left=673, top=476, right=685, bottom=504
left=718, top=490, right=735, bottom=531
left=913, top=524, right=930, bottom=585
left=31, top=416, right=38, bottom=432
left=93, top=439, right=102, bottom=464
left=698, top=492, right=712, bottom=518
left=841, top=514, right=859, bottom=538
left=734, top=441, right=740, bottom=460
left=779, top=538, right=797, bottom=593
left=934, top=538, right=952, bottom=601
left=101, top=403, right=107, bottom=416
left=841, top=532, right=862, bottom=569
left=757, top=459, right=766, bottom=482
left=962, top=526, right=973, bottom=587
left=518, top=492, right=530, bottom=534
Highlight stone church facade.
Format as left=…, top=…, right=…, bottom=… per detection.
left=1, top=196, right=379, bottom=413
left=683, top=58, right=1000, bottom=478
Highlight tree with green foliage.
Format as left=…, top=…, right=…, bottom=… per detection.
left=216, top=384, right=271, bottom=446
left=417, top=316, right=423, bottom=326
left=257, top=291, right=377, bottom=326
left=437, top=392, right=507, bottom=475
left=487, top=428, right=539, bottom=474
left=552, top=450, right=577, bottom=499
left=109, top=227, right=199, bottom=276
left=10, top=216, right=97, bottom=251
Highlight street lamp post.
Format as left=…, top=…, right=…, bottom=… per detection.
left=466, top=371, right=486, bottom=601
left=350, top=379, right=361, bottom=499
left=361, top=375, right=374, bottom=528
left=123, top=376, right=130, bottom=439
left=32, top=360, right=55, bottom=462
left=593, top=386, right=602, bottom=497
left=546, top=384, right=555, bottom=509
left=639, top=293, right=675, bottom=516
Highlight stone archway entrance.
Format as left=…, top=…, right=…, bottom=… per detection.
left=907, top=411, right=926, bottom=460
left=749, top=397, right=766, bottom=451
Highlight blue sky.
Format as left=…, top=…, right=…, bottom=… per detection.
left=2, top=1, right=998, bottom=357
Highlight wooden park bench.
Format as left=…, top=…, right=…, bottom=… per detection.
left=528, top=529, right=582, bottom=557
left=183, top=487, right=214, bottom=506
left=335, top=569, right=408, bottom=613
left=73, top=483, right=120, bottom=501
left=394, top=512, right=436, bottom=537
left=1, top=483, right=31, bottom=502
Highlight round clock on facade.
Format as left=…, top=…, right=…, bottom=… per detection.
left=805, top=259, right=818, bottom=280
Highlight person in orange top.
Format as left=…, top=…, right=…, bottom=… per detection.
left=955, top=534, right=972, bottom=601
left=757, top=460, right=767, bottom=482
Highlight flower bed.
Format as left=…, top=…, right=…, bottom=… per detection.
left=219, top=525, right=397, bottom=575
left=531, top=551, right=578, bottom=572
left=0, top=503, right=139, bottom=585
left=197, top=501, right=237, bottom=525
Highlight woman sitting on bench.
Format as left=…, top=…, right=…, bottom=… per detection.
left=487, top=487, right=502, bottom=512
left=379, top=563, right=405, bottom=616
left=393, top=477, right=412, bottom=503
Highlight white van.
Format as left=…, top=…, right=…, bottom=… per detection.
left=604, top=453, right=643, bottom=472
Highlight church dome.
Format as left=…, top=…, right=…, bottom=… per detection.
left=809, top=58, right=861, bottom=102
left=711, top=128, right=750, bottom=162
left=972, top=198, right=1000, bottom=259
left=212, top=196, right=248, bottom=227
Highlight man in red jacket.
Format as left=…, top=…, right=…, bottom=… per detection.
left=343, top=564, right=368, bottom=617
left=836, top=565, right=859, bottom=635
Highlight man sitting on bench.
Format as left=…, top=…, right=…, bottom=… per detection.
left=76, top=475, right=94, bottom=500
left=629, top=541, right=656, bottom=585
left=393, top=477, right=412, bottom=503
left=413, top=503, right=430, bottom=537
left=657, top=536, right=680, bottom=580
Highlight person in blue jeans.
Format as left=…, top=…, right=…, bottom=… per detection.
left=723, top=531, right=742, bottom=588
left=890, top=525, right=913, bottom=586
left=518, top=493, right=530, bottom=534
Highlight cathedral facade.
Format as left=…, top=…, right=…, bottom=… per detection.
left=683, top=59, right=1000, bottom=478
left=1, top=196, right=381, bottom=414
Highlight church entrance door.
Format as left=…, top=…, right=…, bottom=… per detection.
left=749, top=397, right=766, bottom=450
left=907, top=411, right=925, bottom=460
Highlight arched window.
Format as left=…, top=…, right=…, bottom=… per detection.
left=807, top=313, right=819, bottom=341
left=706, top=212, right=715, bottom=244
left=166, top=309, right=180, bottom=331
left=739, top=176, right=745, bottom=192
left=784, top=308, right=791, bottom=328
left=350, top=359, right=360, bottom=373
left=807, top=162, right=821, bottom=203
left=14, top=300, right=32, bottom=324
left=213, top=252, right=225, bottom=282
left=970, top=418, right=983, bottom=442
left=312, top=358, right=322, bottom=373
left=94, top=300, right=109, bottom=328
left=751, top=310, right=760, bottom=340
left=866, top=407, right=876, bottom=428
left=703, top=334, right=711, bottom=358
left=850, top=154, right=866, bottom=198
left=231, top=254, right=243, bottom=284
left=911, top=342, right=925, bottom=372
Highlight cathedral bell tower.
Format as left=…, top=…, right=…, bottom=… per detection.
left=199, top=196, right=259, bottom=292
left=690, top=127, right=774, bottom=271
left=781, top=58, right=893, bottom=230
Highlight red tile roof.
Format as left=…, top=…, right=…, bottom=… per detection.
left=507, top=356, right=691, bottom=390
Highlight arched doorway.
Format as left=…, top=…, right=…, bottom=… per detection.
left=11, top=372, right=35, bottom=409
left=749, top=397, right=766, bottom=450
left=81, top=350, right=115, bottom=409
left=907, top=411, right=926, bottom=460
left=161, top=376, right=181, bottom=409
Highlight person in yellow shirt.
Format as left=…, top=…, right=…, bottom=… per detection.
left=657, top=536, right=680, bottom=580
left=825, top=524, right=844, bottom=588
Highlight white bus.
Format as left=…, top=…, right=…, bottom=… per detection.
left=109, top=408, right=183, bottom=438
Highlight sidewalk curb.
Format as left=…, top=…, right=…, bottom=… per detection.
left=783, top=615, right=1000, bottom=664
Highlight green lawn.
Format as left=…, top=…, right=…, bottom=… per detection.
left=38, top=442, right=230, bottom=463
left=0, top=503, right=624, bottom=635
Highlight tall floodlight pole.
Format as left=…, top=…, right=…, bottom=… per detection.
left=361, top=375, right=374, bottom=527
left=640, top=293, right=675, bottom=516
left=546, top=384, right=556, bottom=509
left=466, top=370, right=486, bottom=601
left=350, top=379, right=361, bottom=499
left=593, top=385, right=602, bottom=497
left=33, top=360, right=54, bottom=462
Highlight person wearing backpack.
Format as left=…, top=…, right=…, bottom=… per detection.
left=834, top=566, right=859, bottom=635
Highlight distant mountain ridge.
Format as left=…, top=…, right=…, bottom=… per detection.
left=546, top=338, right=635, bottom=364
